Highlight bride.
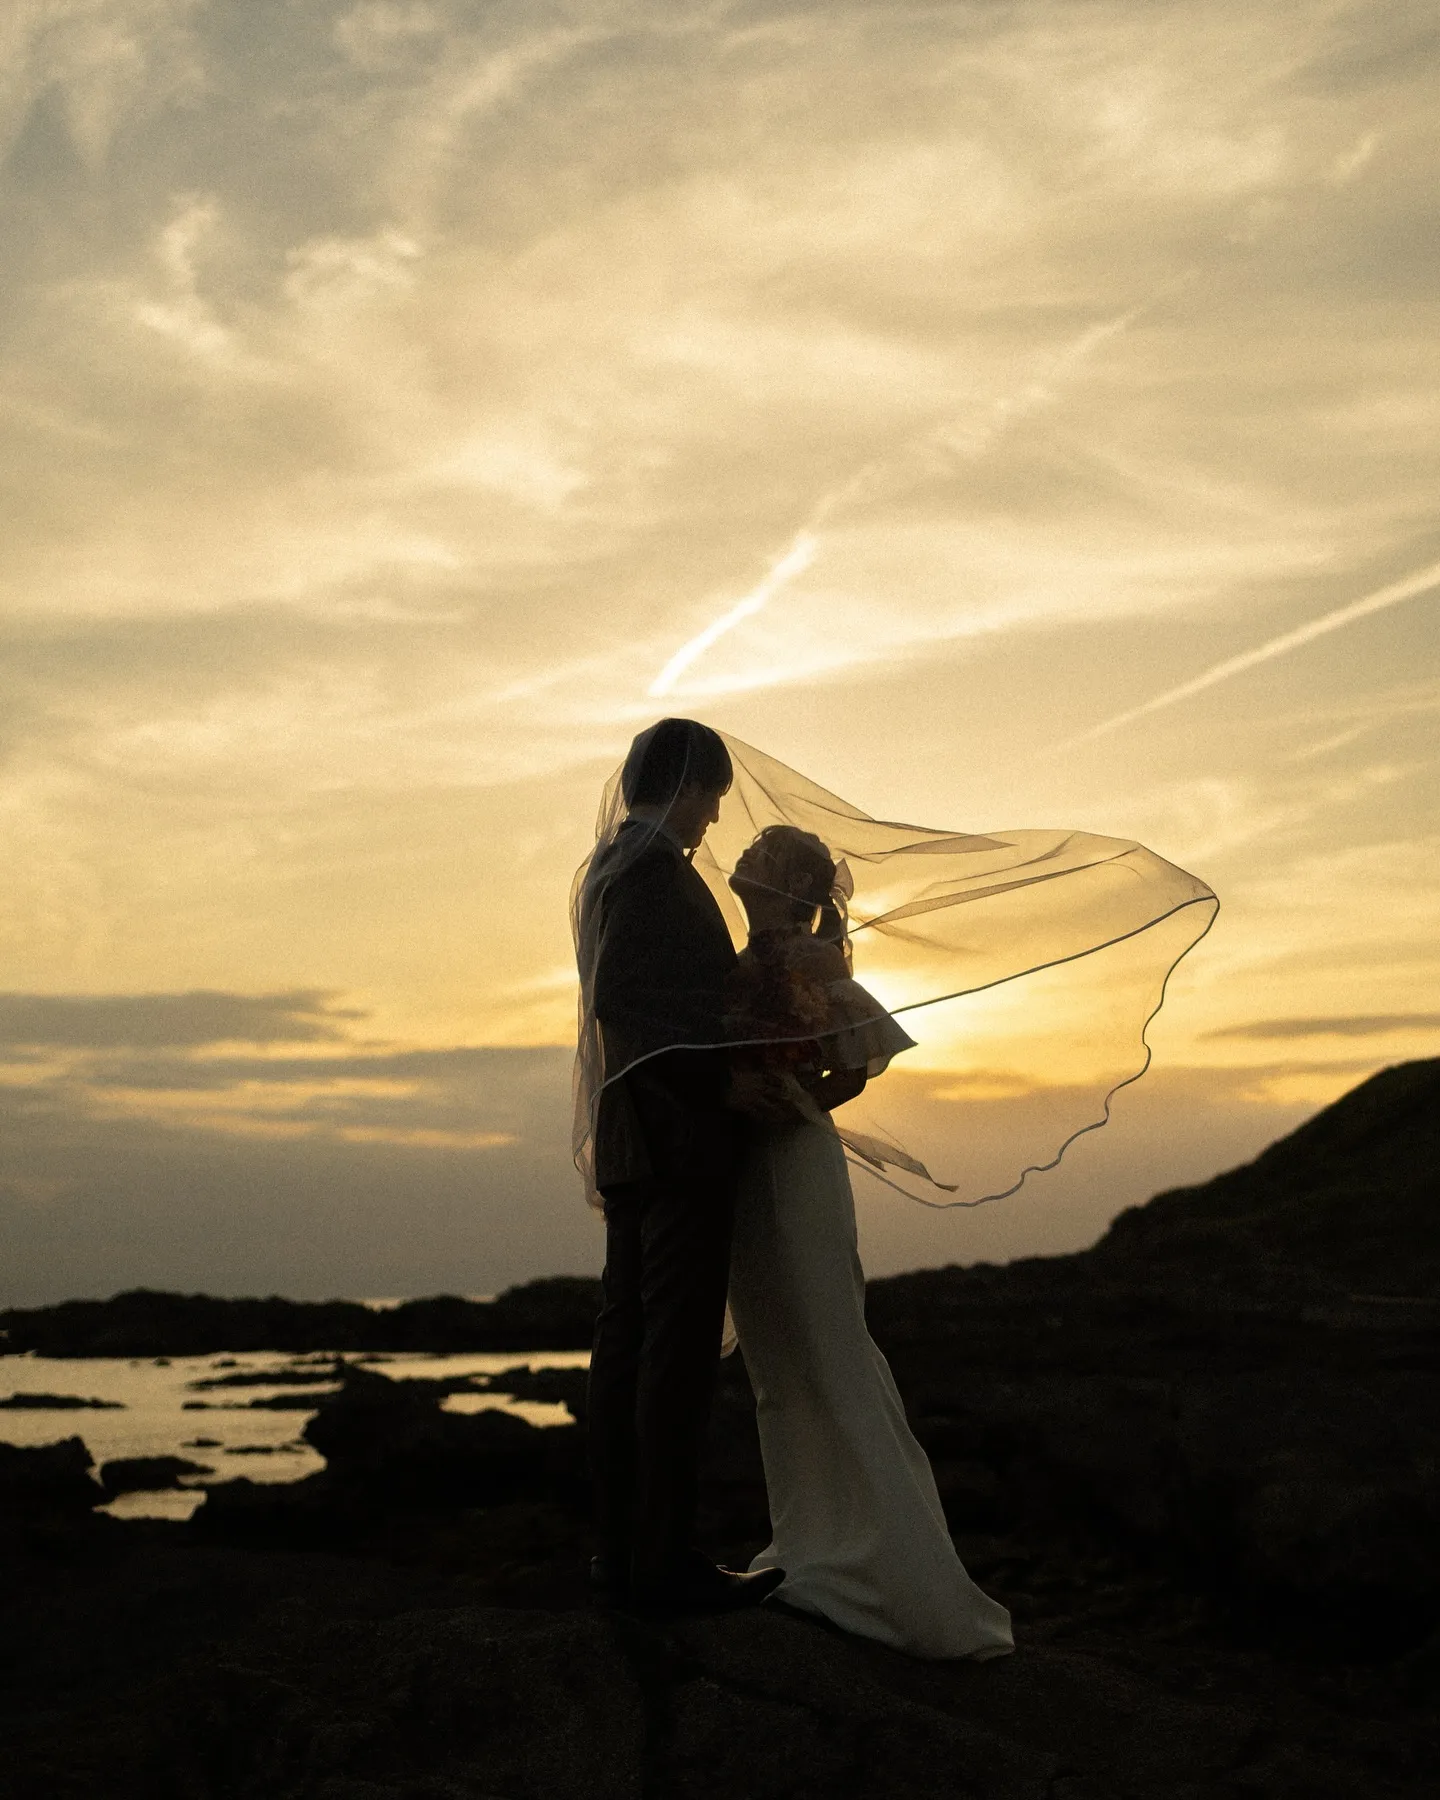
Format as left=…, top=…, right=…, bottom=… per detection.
left=723, top=824, right=1015, bottom=1661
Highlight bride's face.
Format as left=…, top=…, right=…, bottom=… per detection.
left=730, top=838, right=803, bottom=933
left=728, top=839, right=770, bottom=897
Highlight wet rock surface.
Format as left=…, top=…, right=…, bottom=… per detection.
left=2, top=1061, right=1437, bottom=1794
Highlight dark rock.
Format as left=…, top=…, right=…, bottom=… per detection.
left=383, top=1278, right=601, bottom=1352
left=0, top=1289, right=381, bottom=1357
left=300, top=1367, right=586, bottom=1511
left=881, top=1362, right=1440, bottom=1643
left=182, top=1393, right=334, bottom=1411
left=188, top=1363, right=348, bottom=1389
left=100, top=1455, right=213, bottom=1496
left=0, top=1276, right=602, bottom=1359
left=1092, top=1056, right=1440, bottom=1299
left=172, top=1606, right=645, bottom=1800
left=660, top=1608, right=1058, bottom=1798
left=191, top=1367, right=588, bottom=1546
left=0, top=1391, right=123, bottom=1408
left=0, top=1437, right=100, bottom=1513
left=4, top=1527, right=1429, bottom=1800
left=850, top=1061, right=1440, bottom=1643
left=191, top=1473, right=355, bottom=1547
left=248, top=1391, right=340, bottom=1409
left=122, top=1596, right=1400, bottom=1800
left=474, top=1363, right=589, bottom=1420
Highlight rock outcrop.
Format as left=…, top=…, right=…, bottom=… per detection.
left=0, top=1390, right=124, bottom=1408
left=1091, top=1055, right=1440, bottom=1299
left=862, top=1061, right=1440, bottom=1644
left=0, top=1437, right=100, bottom=1514
left=99, top=1455, right=213, bottom=1498
left=3, top=1543, right=1433, bottom=1799
left=0, top=1275, right=604, bottom=1358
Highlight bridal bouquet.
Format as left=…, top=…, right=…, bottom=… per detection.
left=724, top=933, right=840, bottom=1124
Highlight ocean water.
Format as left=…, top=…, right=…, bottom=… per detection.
left=0, top=1348, right=589, bottom=1520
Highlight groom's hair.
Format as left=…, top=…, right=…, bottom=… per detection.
left=622, top=718, right=733, bottom=807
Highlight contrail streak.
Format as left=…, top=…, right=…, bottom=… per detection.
left=644, top=298, right=1160, bottom=701
left=648, top=533, right=818, bottom=697
left=1056, top=557, right=1440, bottom=751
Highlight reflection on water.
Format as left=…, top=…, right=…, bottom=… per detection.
left=0, top=1348, right=588, bottom=1519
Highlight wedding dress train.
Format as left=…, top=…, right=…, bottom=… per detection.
left=727, top=1113, right=1015, bottom=1660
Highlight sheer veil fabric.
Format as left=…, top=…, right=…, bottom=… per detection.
left=572, top=730, right=1217, bottom=1211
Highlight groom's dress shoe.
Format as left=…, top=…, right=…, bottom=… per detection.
left=631, top=1559, right=786, bottom=1617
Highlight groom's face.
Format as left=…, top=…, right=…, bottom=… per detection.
left=668, top=781, right=725, bottom=850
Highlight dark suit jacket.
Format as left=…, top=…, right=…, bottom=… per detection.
left=590, top=822, right=738, bottom=1192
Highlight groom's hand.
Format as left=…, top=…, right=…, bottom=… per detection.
left=728, top=1065, right=801, bottom=1123
left=806, top=1066, right=867, bottom=1113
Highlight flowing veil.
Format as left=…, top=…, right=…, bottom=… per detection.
left=572, top=729, right=1217, bottom=1211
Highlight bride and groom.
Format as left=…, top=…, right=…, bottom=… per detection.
left=580, top=717, right=1014, bottom=1658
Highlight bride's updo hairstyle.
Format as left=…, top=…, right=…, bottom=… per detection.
left=751, top=825, right=848, bottom=951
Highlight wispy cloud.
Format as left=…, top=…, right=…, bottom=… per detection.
left=648, top=305, right=1150, bottom=698
left=1054, top=557, right=1440, bottom=752
left=0, top=990, right=363, bottom=1049
left=1207, top=1014, right=1440, bottom=1041
left=649, top=532, right=818, bottom=696
left=0, top=989, right=573, bottom=1168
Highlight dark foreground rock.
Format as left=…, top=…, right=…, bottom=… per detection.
left=861, top=1060, right=1440, bottom=1650
left=186, top=1313, right=1436, bottom=1655
left=1, top=1511, right=1435, bottom=1800
left=3, top=1061, right=1438, bottom=1794
left=0, top=1437, right=99, bottom=1515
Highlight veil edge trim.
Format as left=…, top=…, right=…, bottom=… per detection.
left=573, top=890, right=1220, bottom=1201
left=845, top=892, right=1222, bottom=1209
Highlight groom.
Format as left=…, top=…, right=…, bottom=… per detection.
left=586, top=718, right=784, bottom=1614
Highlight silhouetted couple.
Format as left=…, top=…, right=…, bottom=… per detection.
left=575, top=719, right=1013, bottom=1652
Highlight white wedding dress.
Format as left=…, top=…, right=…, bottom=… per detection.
left=727, top=983, right=1014, bottom=1661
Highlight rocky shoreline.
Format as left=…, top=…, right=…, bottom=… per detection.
left=2, top=1059, right=1437, bottom=1796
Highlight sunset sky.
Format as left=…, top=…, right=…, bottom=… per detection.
left=2, top=0, right=1437, bottom=1305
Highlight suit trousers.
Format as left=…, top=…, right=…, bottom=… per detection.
left=588, top=1148, right=739, bottom=1584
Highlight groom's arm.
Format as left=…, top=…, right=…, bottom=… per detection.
left=592, top=857, right=687, bottom=1047
left=592, top=857, right=731, bottom=1107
